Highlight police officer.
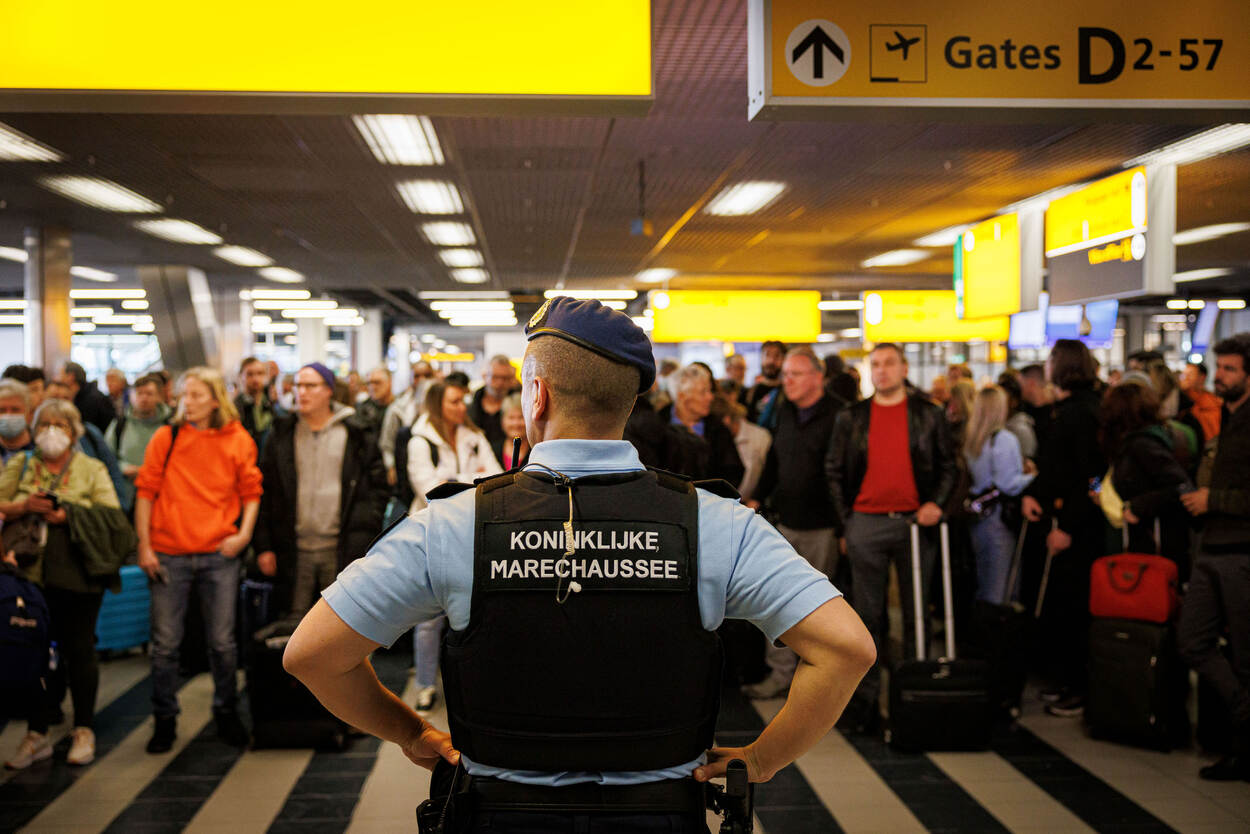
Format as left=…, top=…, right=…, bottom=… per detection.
left=284, top=297, right=876, bottom=832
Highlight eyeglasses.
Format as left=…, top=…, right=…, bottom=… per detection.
left=294, top=382, right=328, bottom=391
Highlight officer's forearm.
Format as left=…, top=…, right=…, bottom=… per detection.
left=295, top=655, right=426, bottom=748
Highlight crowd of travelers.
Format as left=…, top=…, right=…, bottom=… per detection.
left=1, top=329, right=1248, bottom=783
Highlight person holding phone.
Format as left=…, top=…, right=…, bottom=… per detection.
left=0, top=398, right=124, bottom=769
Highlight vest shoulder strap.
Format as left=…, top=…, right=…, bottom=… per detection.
left=646, top=466, right=696, bottom=496
left=692, top=478, right=740, bottom=500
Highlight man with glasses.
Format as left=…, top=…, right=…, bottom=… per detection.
left=744, top=347, right=846, bottom=699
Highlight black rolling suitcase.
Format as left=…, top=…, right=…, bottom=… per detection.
left=247, top=619, right=348, bottom=750
left=1087, top=616, right=1189, bottom=750
left=970, top=520, right=1030, bottom=719
left=888, top=522, right=993, bottom=751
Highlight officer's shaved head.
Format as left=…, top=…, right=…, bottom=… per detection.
left=523, top=337, right=640, bottom=436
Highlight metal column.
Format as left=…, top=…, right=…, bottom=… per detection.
left=297, top=318, right=327, bottom=366
left=139, top=265, right=219, bottom=373
left=23, top=226, right=73, bottom=373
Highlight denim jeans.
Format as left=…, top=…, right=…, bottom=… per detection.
left=150, top=552, right=240, bottom=718
left=971, top=508, right=1019, bottom=604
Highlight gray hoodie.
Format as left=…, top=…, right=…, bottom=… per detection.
left=294, top=402, right=355, bottom=552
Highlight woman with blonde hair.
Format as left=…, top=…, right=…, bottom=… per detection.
left=0, top=398, right=129, bottom=769
left=134, top=367, right=262, bottom=754
left=964, top=386, right=1036, bottom=604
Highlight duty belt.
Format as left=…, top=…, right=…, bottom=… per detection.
left=469, top=776, right=706, bottom=814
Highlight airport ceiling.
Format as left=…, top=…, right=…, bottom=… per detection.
left=0, top=0, right=1247, bottom=325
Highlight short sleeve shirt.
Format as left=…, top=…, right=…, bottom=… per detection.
left=323, top=439, right=839, bottom=786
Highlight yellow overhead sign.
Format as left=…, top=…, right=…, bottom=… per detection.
left=955, top=213, right=1021, bottom=320
left=0, top=1, right=651, bottom=112
left=1045, top=167, right=1147, bottom=256
left=749, top=0, right=1250, bottom=118
left=864, top=291, right=1010, bottom=343
left=423, top=353, right=475, bottom=363
left=651, top=291, right=821, bottom=343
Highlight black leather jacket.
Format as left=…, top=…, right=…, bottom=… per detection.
left=824, top=392, right=957, bottom=534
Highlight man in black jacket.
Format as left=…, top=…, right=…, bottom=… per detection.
left=745, top=347, right=845, bottom=698
left=1179, top=334, right=1250, bottom=781
left=234, top=356, right=283, bottom=453
left=253, top=363, right=390, bottom=617
left=825, top=343, right=956, bottom=731
left=60, top=362, right=114, bottom=434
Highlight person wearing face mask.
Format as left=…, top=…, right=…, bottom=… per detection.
left=0, top=398, right=129, bottom=770
left=0, top=379, right=35, bottom=465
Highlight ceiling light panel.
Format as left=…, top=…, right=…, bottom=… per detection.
left=0, top=246, right=28, bottom=263
left=214, top=246, right=273, bottom=267
left=543, top=290, right=638, bottom=300
left=819, top=300, right=865, bottom=311
left=133, top=218, right=223, bottom=244
left=258, top=267, right=305, bottom=284
left=245, top=288, right=311, bottom=300
left=636, top=268, right=676, bottom=283
left=39, top=175, right=162, bottom=213
left=704, top=181, right=787, bottom=216
left=1173, top=222, right=1250, bottom=246
left=914, top=225, right=971, bottom=248
left=251, top=299, right=337, bottom=310
left=1128, top=124, right=1250, bottom=168
left=396, top=180, right=464, bottom=214
left=121, top=299, right=149, bottom=310
left=352, top=114, right=444, bottom=165
left=70, top=266, right=118, bottom=282
left=421, top=222, right=476, bottom=246
left=1218, top=299, right=1246, bottom=309
left=418, top=291, right=509, bottom=300
left=70, top=288, right=144, bottom=300
left=1174, top=268, right=1235, bottom=282
left=0, top=122, right=64, bottom=162
left=450, top=268, right=489, bottom=284
left=437, top=249, right=484, bottom=268
left=861, top=249, right=930, bottom=268
left=429, top=301, right=514, bottom=312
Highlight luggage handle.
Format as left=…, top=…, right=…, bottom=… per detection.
left=1120, top=516, right=1162, bottom=553
left=1104, top=559, right=1149, bottom=594
left=909, top=520, right=955, bottom=663
left=1034, top=517, right=1060, bottom=620
left=1003, top=520, right=1028, bottom=608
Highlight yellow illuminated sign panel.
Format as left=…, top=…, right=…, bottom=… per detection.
left=1045, top=167, right=1147, bottom=256
left=423, top=352, right=475, bottom=363
left=864, top=291, right=1009, bottom=343
left=651, top=291, right=821, bottom=344
left=0, top=1, right=650, bottom=102
left=957, top=213, right=1021, bottom=320
left=753, top=0, right=1250, bottom=117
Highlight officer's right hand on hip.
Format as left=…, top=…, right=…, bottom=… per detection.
left=401, top=719, right=461, bottom=772
left=694, top=745, right=768, bottom=783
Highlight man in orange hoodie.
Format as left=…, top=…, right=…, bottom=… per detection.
left=1182, top=361, right=1223, bottom=441
left=134, top=367, right=263, bottom=754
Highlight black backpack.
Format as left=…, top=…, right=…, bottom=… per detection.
left=393, top=428, right=439, bottom=509
left=0, top=565, right=50, bottom=718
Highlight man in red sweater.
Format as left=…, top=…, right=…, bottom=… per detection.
left=825, top=343, right=957, bottom=733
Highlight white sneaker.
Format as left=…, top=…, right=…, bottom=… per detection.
left=741, top=674, right=791, bottom=700
left=5, top=731, right=53, bottom=770
left=415, top=686, right=438, bottom=712
left=66, top=727, right=96, bottom=766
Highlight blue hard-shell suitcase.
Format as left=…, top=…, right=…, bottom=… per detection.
left=95, top=565, right=151, bottom=653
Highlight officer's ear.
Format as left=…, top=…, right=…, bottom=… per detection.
left=529, top=375, right=551, bottom=423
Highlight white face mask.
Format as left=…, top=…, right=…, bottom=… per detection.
left=36, top=426, right=72, bottom=459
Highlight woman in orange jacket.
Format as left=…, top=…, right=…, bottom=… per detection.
left=134, top=367, right=262, bottom=754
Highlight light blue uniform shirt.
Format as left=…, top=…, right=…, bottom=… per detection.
left=323, top=439, right=839, bottom=786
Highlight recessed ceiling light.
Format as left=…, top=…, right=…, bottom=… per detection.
left=246, top=288, right=311, bottom=301
left=39, top=175, right=162, bottom=213
left=352, top=115, right=444, bottom=166
left=1188, top=299, right=1207, bottom=310
left=1174, top=268, right=1235, bottom=283
left=450, top=268, right=489, bottom=284
left=133, top=218, right=223, bottom=244
left=631, top=316, right=654, bottom=331
left=258, top=266, right=305, bottom=284
left=1128, top=124, right=1250, bottom=168
left=543, top=290, right=637, bottom=300
left=636, top=268, right=676, bottom=283
left=396, top=180, right=464, bottom=214
left=1173, top=222, right=1250, bottom=246
left=0, top=246, right=28, bottom=263
left=214, top=246, right=273, bottom=267
left=0, top=122, right=64, bottom=162
left=70, top=306, right=112, bottom=318
left=861, top=249, right=930, bottom=268
left=252, top=321, right=298, bottom=334
left=417, top=291, right=509, bottom=300
left=252, top=299, right=336, bottom=310
left=1166, top=299, right=1189, bottom=309
left=448, top=315, right=517, bottom=327
left=429, top=301, right=514, bottom=312
left=1218, top=299, right=1247, bottom=309
left=704, top=181, right=787, bottom=216
left=818, top=300, right=864, bottom=311
left=914, top=225, right=971, bottom=248
left=0, top=315, right=27, bottom=326
left=421, top=222, right=476, bottom=246
left=0, top=300, right=26, bottom=310
left=121, top=299, right=150, bottom=310
left=70, top=266, right=118, bottom=282
left=69, top=288, right=144, bottom=300
left=437, top=249, right=484, bottom=268
left=70, top=321, right=95, bottom=332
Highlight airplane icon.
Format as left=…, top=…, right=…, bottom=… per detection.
left=885, top=30, right=921, bottom=60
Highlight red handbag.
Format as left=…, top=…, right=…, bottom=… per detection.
left=1089, top=554, right=1179, bottom=624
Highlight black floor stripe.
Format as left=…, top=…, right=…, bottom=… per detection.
left=100, top=690, right=254, bottom=833
left=716, top=685, right=843, bottom=834
left=266, top=651, right=411, bottom=834
left=841, top=731, right=1010, bottom=834
left=0, top=666, right=190, bottom=833
left=991, top=724, right=1178, bottom=833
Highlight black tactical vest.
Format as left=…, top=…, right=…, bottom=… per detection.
left=441, top=468, right=723, bottom=773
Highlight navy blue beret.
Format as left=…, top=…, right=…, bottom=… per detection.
left=525, top=296, right=655, bottom=394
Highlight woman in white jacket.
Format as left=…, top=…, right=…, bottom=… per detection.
left=406, top=379, right=502, bottom=710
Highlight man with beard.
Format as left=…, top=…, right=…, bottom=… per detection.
left=468, top=355, right=519, bottom=465
left=746, top=340, right=787, bottom=430
left=1179, top=334, right=1250, bottom=781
